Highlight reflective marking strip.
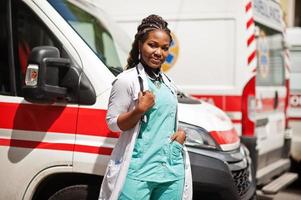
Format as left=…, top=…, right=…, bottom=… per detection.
left=0, top=138, right=113, bottom=155
left=192, top=95, right=242, bottom=112
left=247, top=34, right=255, bottom=46
left=0, top=102, right=78, bottom=134
left=246, top=17, right=254, bottom=29
left=245, top=0, right=257, bottom=71
left=289, top=117, right=301, bottom=121
left=0, top=102, right=118, bottom=138
left=0, top=128, right=117, bottom=148
left=245, top=1, right=252, bottom=12
left=247, top=50, right=256, bottom=65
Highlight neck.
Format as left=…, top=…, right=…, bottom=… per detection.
left=140, top=61, right=161, bottom=79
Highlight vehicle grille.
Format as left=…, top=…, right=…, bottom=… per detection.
left=231, top=167, right=251, bottom=197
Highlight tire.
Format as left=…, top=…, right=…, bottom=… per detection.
left=48, top=184, right=100, bottom=200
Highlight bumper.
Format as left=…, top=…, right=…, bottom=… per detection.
left=188, top=145, right=256, bottom=200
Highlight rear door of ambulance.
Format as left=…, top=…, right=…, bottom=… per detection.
left=287, top=28, right=301, bottom=162
left=0, top=0, right=79, bottom=199
left=252, top=0, right=288, bottom=184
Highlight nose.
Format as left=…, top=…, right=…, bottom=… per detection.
left=154, top=48, right=162, bottom=57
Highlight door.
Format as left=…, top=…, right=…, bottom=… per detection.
left=0, top=1, right=78, bottom=199
left=254, top=24, right=286, bottom=169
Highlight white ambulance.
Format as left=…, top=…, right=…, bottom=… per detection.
left=93, top=0, right=299, bottom=195
left=287, top=27, right=301, bottom=169
left=0, top=0, right=255, bottom=200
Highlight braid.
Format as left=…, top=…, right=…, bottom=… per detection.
left=126, top=14, right=173, bottom=69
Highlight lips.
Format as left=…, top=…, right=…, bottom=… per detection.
left=150, top=58, right=162, bottom=65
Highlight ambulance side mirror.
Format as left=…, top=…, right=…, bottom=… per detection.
left=22, top=46, right=96, bottom=105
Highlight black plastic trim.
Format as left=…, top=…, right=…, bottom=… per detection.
left=189, top=146, right=256, bottom=200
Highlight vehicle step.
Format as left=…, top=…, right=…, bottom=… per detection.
left=256, top=190, right=274, bottom=200
left=262, top=172, right=298, bottom=194
left=256, top=159, right=290, bottom=185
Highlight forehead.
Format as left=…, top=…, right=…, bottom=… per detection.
left=145, top=30, right=171, bottom=43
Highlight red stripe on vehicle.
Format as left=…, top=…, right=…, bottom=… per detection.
left=0, top=138, right=74, bottom=151
left=191, top=95, right=241, bottom=112
left=77, top=107, right=120, bottom=138
left=74, top=144, right=113, bottom=155
left=245, top=1, right=252, bottom=12
left=0, top=102, right=77, bottom=133
left=210, top=128, right=239, bottom=145
left=247, top=34, right=255, bottom=46
left=0, top=138, right=113, bottom=155
left=0, top=102, right=118, bottom=138
left=246, top=18, right=254, bottom=29
left=248, top=50, right=256, bottom=64
left=231, top=120, right=242, bottom=124
left=289, top=117, right=301, bottom=121
left=256, top=97, right=286, bottom=113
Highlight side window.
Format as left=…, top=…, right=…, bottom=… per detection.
left=0, top=1, right=10, bottom=95
left=11, top=1, right=68, bottom=96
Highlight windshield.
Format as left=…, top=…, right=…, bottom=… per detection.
left=255, top=24, right=285, bottom=86
left=48, top=0, right=131, bottom=75
left=290, top=48, right=301, bottom=91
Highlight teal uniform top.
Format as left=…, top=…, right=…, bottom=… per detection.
left=127, top=78, right=185, bottom=183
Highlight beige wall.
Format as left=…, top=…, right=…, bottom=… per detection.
left=279, top=0, right=295, bottom=27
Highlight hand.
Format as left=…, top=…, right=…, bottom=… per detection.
left=170, top=128, right=186, bottom=145
left=136, top=91, right=155, bottom=113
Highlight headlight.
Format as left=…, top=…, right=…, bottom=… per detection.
left=179, top=122, right=218, bottom=149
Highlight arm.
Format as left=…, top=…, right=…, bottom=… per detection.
left=106, top=77, right=154, bottom=132
left=117, top=91, right=154, bottom=131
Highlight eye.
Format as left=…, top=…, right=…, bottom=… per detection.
left=162, top=46, right=170, bottom=51
left=148, top=42, right=157, bottom=48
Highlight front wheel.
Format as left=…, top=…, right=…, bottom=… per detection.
left=48, top=184, right=100, bottom=200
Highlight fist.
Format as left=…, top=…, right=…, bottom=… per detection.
left=136, top=91, right=155, bottom=113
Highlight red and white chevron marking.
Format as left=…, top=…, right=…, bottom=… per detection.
left=282, top=22, right=291, bottom=78
left=245, top=0, right=257, bottom=72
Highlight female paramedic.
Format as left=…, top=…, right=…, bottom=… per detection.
left=98, top=14, right=192, bottom=200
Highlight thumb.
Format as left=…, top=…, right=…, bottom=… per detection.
left=138, top=91, right=143, bottom=99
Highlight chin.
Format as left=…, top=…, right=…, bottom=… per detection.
left=149, top=63, right=162, bottom=69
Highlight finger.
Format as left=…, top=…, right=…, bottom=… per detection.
left=178, top=128, right=185, bottom=135
left=144, top=91, right=153, bottom=97
left=170, top=133, right=177, bottom=141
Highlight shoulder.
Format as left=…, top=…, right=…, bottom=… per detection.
left=112, top=67, right=137, bottom=88
left=117, top=67, right=137, bottom=80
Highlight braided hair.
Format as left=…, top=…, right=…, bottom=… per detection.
left=126, top=14, right=173, bottom=69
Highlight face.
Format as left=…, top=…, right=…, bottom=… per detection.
left=139, top=30, right=171, bottom=69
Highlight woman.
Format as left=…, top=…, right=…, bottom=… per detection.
left=99, top=14, right=192, bottom=200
